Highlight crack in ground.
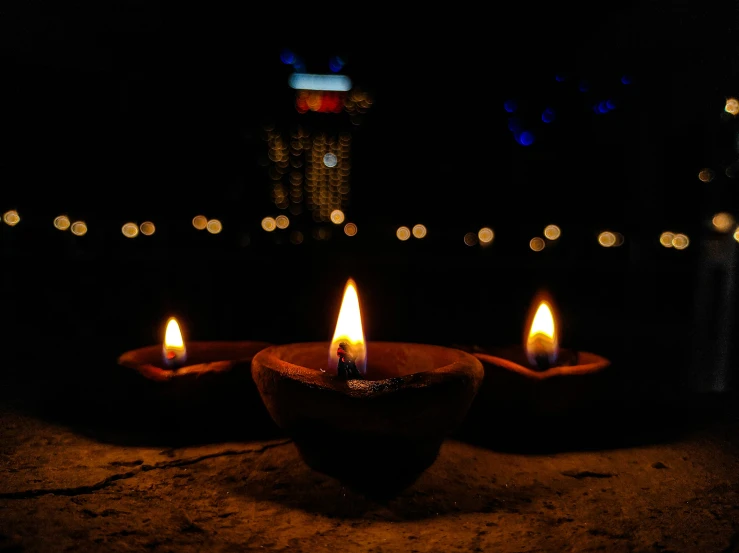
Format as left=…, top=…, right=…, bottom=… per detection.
left=0, top=439, right=292, bottom=499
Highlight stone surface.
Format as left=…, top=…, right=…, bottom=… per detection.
left=1, top=401, right=739, bottom=553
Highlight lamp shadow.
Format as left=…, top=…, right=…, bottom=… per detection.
left=228, top=440, right=540, bottom=520
left=0, top=347, right=283, bottom=448
left=452, top=391, right=735, bottom=455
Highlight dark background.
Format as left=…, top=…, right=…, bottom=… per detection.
left=2, top=1, right=739, bottom=399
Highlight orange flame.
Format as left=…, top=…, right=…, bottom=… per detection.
left=163, top=317, right=187, bottom=366
left=524, top=295, right=559, bottom=366
left=327, top=278, right=367, bottom=375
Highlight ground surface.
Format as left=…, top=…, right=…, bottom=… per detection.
left=2, top=400, right=739, bottom=553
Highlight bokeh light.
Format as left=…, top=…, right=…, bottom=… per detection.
left=396, top=226, right=411, bottom=241
left=53, top=215, right=71, bottom=231
left=344, top=222, right=357, bottom=236
left=660, top=232, right=675, bottom=247
left=598, top=231, right=616, bottom=247
left=712, top=212, right=735, bottom=233
left=543, top=224, right=561, bottom=240
left=206, top=219, right=222, bottom=234
left=672, top=233, right=689, bottom=250
left=478, top=227, right=494, bottom=244
left=330, top=209, right=345, bottom=224
left=192, top=215, right=207, bottom=230
left=734, top=227, right=739, bottom=243
left=290, top=230, right=304, bottom=244
left=725, top=98, right=739, bottom=116
left=3, top=210, right=20, bottom=226
left=412, top=224, right=427, bottom=239
left=71, top=221, right=87, bottom=236
left=140, top=221, right=155, bottom=236
left=464, top=232, right=478, bottom=246
left=275, top=215, right=290, bottom=229
left=261, top=217, right=277, bottom=232
left=504, top=100, right=517, bottom=113
left=698, top=168, right=715, bottom=182
left=122, top=222, right=139, bottom=238
left=529, top=237, right=545, bottom=251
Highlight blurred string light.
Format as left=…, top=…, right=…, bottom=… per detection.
left=597, top=231, right=624, bottom=247
left=54, top=215, right=70, bottom=231
left=698, top=168, right=715, bottom=182
left=3, top=210, right=20, bottom=226
left=70, top=221, right=87, bottom=236
left=541, top=108, right=556, bottom=123
left=660, top=231, right=689, bottom=250
left=122, top=222, right=139, bottom=238
left=504, top=99, right=517, bottom=113
left=290, top=230, right=304, bottom=244
left=712, top=212, right=735, bottom=233
left=275, top=215, right=290, bottom=229
left=464, top=232, right=478, bottom=246
left=140, top=221, right=155, bottom=236
left=192, top=215, right=208, bottom=230
left=733, top=227, right=739, bottom=242
left=412, top=224, right=427, bottom=239
left=621, top=75, right=632, bottom=85
left=543, top=224, right=561, bottom=240
left=396, top=226, right=411, bottom=241
left=261, top=217, right=276, bottom=232
left=206, top=219, right=222, bottom=234
left=330, top=209, right=345, bottom=224
left=530, top=237, right=545, bottom=251
left=725, top=97, right=739, bottom=116
left=344, top=222, right=357, bottom=236
left=578, top=79, right=590, bottom=92
left=478, top=227, right=494, bottom=245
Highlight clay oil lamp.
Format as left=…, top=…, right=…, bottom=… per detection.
left=117, top=317, right=273, bottom=437
left=251, top=278, right=484, bottom=492
left=468, top=291, right=612, bottom=422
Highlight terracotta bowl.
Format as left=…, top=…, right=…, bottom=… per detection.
left=251, top=341, right=484, bottom=491
left=114, top=340, right=275, bottom=442
left=470, top=345, right=610, bottom=415
left=453, top=345, right=612, bottom=450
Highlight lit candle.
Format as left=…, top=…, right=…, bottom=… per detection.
left=327, top=278, right=367, bottom=379
left=524, top=297, right=559, bottom=370
left=163, top=317, right=187, bottom=368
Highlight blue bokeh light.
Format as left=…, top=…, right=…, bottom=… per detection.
left=518, top=131, right=535, bottom=146
left=606, top=99, right=617, bottom=110
left=542, top=108, right=556, bottom=123
left=597, top=101, right=609, bottom=114
left=329, top=55, right=344, bottom=73
left=280, top=49, right=296, bottom=65
left=578, top=80, right=590, bottom=92
left=555, top=74, right=566, bottom=82
left=504, top=100, right=518, bottom=113
left=621, top=75, right=632, bottom=85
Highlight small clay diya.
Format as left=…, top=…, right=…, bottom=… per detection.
left=115, top=319, right=274, bottom=442
left=459, top=292, right=612, bottom=446
left=251, top=341, right=484, bottom=491
left=470, top=344, right=611, bottom=417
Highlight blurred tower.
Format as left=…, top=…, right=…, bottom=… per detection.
left=260, top=56, right=373, bottom=229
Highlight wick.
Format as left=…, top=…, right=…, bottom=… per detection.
left=337, top=342, right=363, bottom=380
left=166, top=351, right=176, bottom=360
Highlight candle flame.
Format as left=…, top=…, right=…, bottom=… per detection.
left=328, top=278, right=366, bottom=374
left=163, top=317, right=187, bottom=365
left=525, top=299, right=558, bottom=366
